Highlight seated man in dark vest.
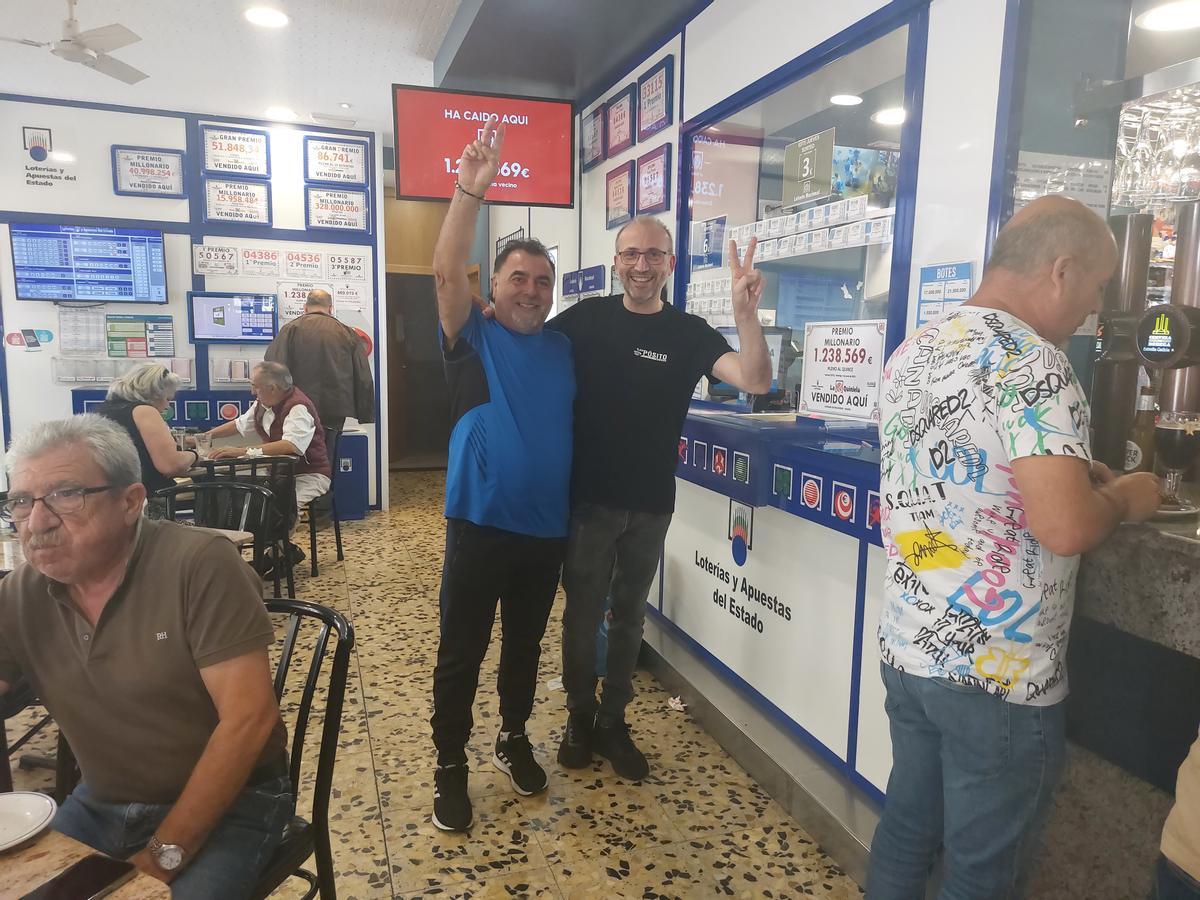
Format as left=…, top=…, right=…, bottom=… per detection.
left=207, top=361, right=331, bottom=511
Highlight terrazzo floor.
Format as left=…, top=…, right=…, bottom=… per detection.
left=4, top=471, right=865, bottom=899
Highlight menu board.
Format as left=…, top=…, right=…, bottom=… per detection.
left=201, top=126, right=270, bottom=177
left=799, top=320, right=886, bottom=422
left=392, top=84, right=574, bottom=206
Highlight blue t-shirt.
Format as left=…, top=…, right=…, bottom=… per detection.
left=442, top=307, right=575, bottom=538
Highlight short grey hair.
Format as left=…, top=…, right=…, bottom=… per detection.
left=305, top=289, right=332, bottom=310
left=986, top=196, right=1115, bottom=276
left=6, top=414, right=141, bottom=486
left=615, top=216, right=673, bottom=251
left=106, top=363, right=181, bottom=405
left=253, top=360, right=293, bottom=390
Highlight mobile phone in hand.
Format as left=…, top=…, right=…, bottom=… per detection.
left=21, top=853, right=137, bottom=899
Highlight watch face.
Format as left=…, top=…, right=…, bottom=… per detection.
left=155, top=844, right=185, bottom=870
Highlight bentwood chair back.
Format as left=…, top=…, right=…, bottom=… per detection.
left=253, top=598, right=355, bottom=900
left=191, top=456, right=299, bottom=595
left=155, top=481, right=278, bottom=594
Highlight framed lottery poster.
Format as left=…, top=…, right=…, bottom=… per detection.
left=200, top=125, right=270, bottom=178
left=111, top=146, right=186, bottom=198
left=605, top=161, right=634, bottom=230
left=637, top=55, right=674, bottom=142
left=605, top=84, right=637, bottom=157
left=635, top=143, right=672, bottom=215
left=303, top=136, right=368, bottom=186
left=581, top=104, right=606, bottom=172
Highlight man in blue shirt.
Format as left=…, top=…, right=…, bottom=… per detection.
left=428, top=118, right=574, bottom=833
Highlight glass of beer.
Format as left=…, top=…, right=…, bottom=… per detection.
left=1154, top=411, right=1200, bottom=510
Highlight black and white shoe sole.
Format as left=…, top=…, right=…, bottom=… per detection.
left=492, top=752, right=547, bottom=797
left=431, top=809, right=473, bottom=832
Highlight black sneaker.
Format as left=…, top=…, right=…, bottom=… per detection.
left=432, top=764, right=473, bottom=831
left=492, top=731, right=548, bottom=796
left=556, top=714, right=594, bottom=769
left=594, top=719, right=649, bottom=781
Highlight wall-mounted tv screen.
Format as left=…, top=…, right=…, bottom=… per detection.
left=188, top=291, right=278, bottom=344
left=10, top=223, right=168, bottom=303
left=392, top=84, right=574, bottom=207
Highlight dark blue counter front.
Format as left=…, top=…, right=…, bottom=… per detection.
left=677, top=409, right=882, bottom=547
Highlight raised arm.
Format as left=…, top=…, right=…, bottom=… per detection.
left=711, top=236, right=773, bottom=393
left=432, top=117, right=505, bottom=348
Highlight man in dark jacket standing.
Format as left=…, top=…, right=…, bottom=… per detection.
left=264, top=289, right=375, bottom=440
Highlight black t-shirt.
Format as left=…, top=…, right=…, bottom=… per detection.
left=549, top=295, right=731, bottom=514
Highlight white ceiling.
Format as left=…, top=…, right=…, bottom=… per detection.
left=0, top=0, right=464, bottom=139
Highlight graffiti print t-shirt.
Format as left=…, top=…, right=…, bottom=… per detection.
left=878, top=307, right=1091, bottom=706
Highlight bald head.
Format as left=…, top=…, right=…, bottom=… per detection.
left=974, top=195, right=1118, bottom=344
left=305, top=289, right=333, bottom=312
left=986, top=195, right=1116, bottom=277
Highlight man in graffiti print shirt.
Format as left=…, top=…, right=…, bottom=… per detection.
left=867, top=196, right=1161, bottom=899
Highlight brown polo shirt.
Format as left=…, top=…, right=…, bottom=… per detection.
left=0, top=519, right=286, bottom=804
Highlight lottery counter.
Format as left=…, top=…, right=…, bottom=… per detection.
left=647, top=408, right=893, bottom=805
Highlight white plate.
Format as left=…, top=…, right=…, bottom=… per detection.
left=0, top=792, right=57, bottom=852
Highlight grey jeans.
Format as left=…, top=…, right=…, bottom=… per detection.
left=561, top=502, right=671, bottom=724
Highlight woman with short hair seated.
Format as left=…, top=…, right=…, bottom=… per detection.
left=95, top=363, right=200, bottom=518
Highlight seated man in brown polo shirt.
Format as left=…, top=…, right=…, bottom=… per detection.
left=0, top=415, right=291, bottom=900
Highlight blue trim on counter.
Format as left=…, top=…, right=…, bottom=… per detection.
left=846, top=539, right=870, bottom=771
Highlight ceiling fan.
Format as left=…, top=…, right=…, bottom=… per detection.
left=0, top=0, right=148, bottom=85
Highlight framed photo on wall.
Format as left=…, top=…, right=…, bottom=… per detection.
left=605, top=84, right=637, bottom=157
left=111, top=146, right=186, bottom=198
left=637, top=55, right=674, bottom=142
left=581, top=104, right=606, bottom=172
left=605, top=161, right=634, bottom=230
left=635, top=143, right=672, bottom=216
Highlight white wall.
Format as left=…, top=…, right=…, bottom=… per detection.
left=0, top=98, right=386, bottom=505
left=903, top=0, right=1008, bottom=336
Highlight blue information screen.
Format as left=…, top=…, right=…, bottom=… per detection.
left=188, top=292, right=278, bottom=343
left=10, top=223, right=168, bottom=303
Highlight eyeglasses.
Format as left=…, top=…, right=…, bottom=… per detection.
left=617, top=248, right=670, bottom=265
left=0, top=485, right=116, bottom=523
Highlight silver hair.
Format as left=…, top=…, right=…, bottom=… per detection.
left=615, top=216, right=674, bottom=251
left=106, top=363, right=182, bottom=404
left=5, top=414, right=141, bottom=486
left=253, top=360, right=293, bottom=390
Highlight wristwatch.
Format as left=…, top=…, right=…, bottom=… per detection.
left=147, top=835, right=186, bottom=872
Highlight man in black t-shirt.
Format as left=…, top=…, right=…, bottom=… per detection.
left=548, top=217, right=771, bottom=780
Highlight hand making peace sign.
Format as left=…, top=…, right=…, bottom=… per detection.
left=728, top=235, right=764, bottom=319
left=457, top=116, right=506, bottom=198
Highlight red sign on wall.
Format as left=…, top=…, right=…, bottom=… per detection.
left=392, top=85, right=574, bottom=208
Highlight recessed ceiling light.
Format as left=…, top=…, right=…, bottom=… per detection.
left=245, top=6, right=289, bottom=28
left=264, top=105, right=296, bottom=120
left=871, top=107, right=907, bottom=126
left=339, top=102, right=353, bottom=109
left=1135, top=0, right=1200, bottom=30
left=830, top=94, right=863, bottom=106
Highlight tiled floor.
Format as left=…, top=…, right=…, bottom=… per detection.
left=5, top=471, right=864, bottom=898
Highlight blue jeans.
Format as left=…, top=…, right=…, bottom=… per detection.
left=52, top=776, right=293, bottom=900
left=867, top=662, right=1066, bottom=900
left=1156, top=856, right=1200, bottom=899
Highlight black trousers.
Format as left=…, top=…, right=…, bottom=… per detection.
left=430, top=518, right=565, bottom=766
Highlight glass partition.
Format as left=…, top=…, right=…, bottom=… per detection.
left=679, top=24, right=919, bottom=417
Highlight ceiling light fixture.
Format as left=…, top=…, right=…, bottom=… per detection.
left=871, top=107, right=907, bottom=126
left=339, top=102, right=353, bottom=109
left=1135, top=0, right=1200, bottom=30
left=244, top=6, right=289, bottom=28
left=830, top=94, right=863, bottom=106
left=264, top=105, right=297, bottom=120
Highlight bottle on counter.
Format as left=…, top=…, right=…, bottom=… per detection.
left=1125, top=385, right=1158, bottom=473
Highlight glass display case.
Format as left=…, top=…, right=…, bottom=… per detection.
left=677, top=23, right=923, bottom=417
